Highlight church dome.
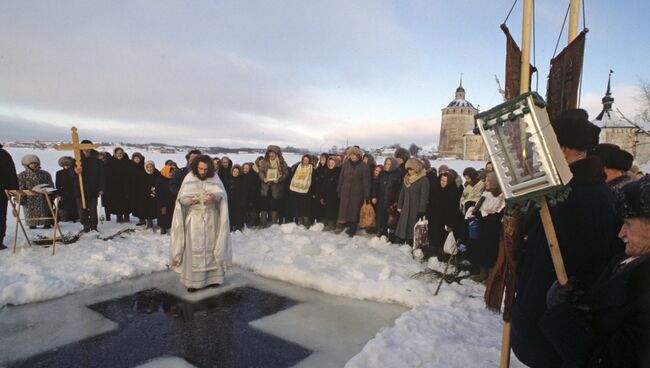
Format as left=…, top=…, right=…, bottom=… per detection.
left=447, top=99, right=475, bottom=109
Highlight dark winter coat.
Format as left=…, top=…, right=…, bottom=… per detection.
left=138, top=170, right=160, bottom=220
left=311, top=164, right=327, bottom=219
left=224, top=175, right=246, bottom=230
left=395, top=176, right=429, bottom=240
left=511, top=156, right=622, bottom=368
left=427, top=177, right=462, bottom=249
left=130, top=159, right=147, bottom=218
left=18, top=168, right=54, bottom=226
left=170, top=166, right=190, bottom=200
left=288, top=164, right=315, bottom=218
left=539, top=254, right=650, bottom=368
left=74, top=150, right=104, bottom=199
left=242, top=171, right=261, bottom=211
left=337, top=160, right=371, bottom=223
left=321, top=166, right=341, bottom=221
left=56, top=168, right=79, bottom=221
left=0, top=145, right=18, bottom=204
left=373, top=167, right=403, bottom=232
left=154, top=174, right=173, bottom=229
left=104, top=156, right=135, bottom=215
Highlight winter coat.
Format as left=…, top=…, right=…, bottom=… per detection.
left=154, top=174, right=173, bottom=229
left=373, top=167, right=402, bottom=231
left=461, top=180, right=485, bottom=212
left=73, top=150, right=104, bottom=199
left=225, top=175, right=246, bottom=230
left=427, top=177, right=462, bottom=249
left=0, top=145, right=18, bottom=204
left=466, top=191, right=505, bottom=268
left=170, top=166, right=190, bottom=201
left=258, top=154, right=290, bottom=200
left=139, top=170, right=160, bottom=220
left=288, top=164, right=315, bottom=218
left=321, top=166, right=341, bottom=221
left=511, top=156, right=622, bottom=368
left=539, top=254, right=650, bottom=368
left=104, top=156, right=136, bottom=215
left=395, top=176, right=429, bottom=240
left=337, top=160, right=371, bottom=223
left=56, top=168, right=79, bottom=222
left=242, top=171, right=261, bottom=211
left=130, top=159, right=147, bottom=218
left=311, top=164, right=327, bottom=219
left=18, top=168, right=54, bottom=226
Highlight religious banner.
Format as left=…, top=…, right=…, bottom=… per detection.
left=501, top=24, right=536, bottom=100
left=546, top=30, right=587, bottom=123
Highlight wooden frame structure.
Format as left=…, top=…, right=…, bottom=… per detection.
left=5, top=189, right=64, bottom=255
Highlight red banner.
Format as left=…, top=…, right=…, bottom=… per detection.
left=546, top=31, right=587, bottom=123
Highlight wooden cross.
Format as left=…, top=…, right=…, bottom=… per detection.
left=53, top=127, right=99, bottom=209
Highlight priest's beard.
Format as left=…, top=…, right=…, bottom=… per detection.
left=197, top=173, right=209, bottom=181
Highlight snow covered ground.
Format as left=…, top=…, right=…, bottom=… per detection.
left=0, top=220, right=523, bottom=367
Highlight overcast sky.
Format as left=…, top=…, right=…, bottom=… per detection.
left=1, top=0, right=648, bottom=150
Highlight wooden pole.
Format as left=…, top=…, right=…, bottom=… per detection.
left=519, top=0, right=533, bottom=95
left=568, top=0, right=580, bottom=43
left=71, top=127, right=88, bottom=209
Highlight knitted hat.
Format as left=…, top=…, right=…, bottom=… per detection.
left=405, top=158, right=424, bottom=172
left=591, top=144, right=634, bottom=172
left=21, top=154, right=40, bottom=169
left=617, top=174, right=650, bottom=219
left=552, top=109, right=600, bottom=151
left=58, top=156, right=74, bottom=168
left=394, top=147, right=411, bottom=161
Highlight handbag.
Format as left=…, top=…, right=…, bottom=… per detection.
left=443, top=231, right=458, bottom=255
left=413, top=217, right=429, bottom=250
left=359, top=203, right=376, bottom=228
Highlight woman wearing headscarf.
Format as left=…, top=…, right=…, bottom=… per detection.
left=225, top=165, right=246, bottom=231
left=18, top=154, right=54, bottom=228
left=289, top=154, right=315, bottom=228
left=310, top=153, right=329, bottom=223
left=130, top=152, right=147, bottom=225
left=55, top=156, right=79, bottom=222
left=105, top=147, right=134, bottom=223
left=465, top=171, right=505, bottom=281
left=156, top=164, right=175, bottom=234
left=372, top=157, right=402, bottom=238
left=460, top=167, right=484, bottom=213
left=140, top=160, right=161, bottom=230
left=395, top=159, right=430, bottom=245
left=337, top=147, right=371, bottom=237
left=242, top=162, right=261, bottom=227
left=218, top=156, right=232, bottom=183
left=321, top=156, right=341, bottom=230
left=363, top=153, right=376, bottom=177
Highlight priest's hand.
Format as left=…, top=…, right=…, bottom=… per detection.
left=170, top=256, right=182, bottom=268
left=191, top=196, right=199, bottom=205
left=205, top=194, right=215, bottom=204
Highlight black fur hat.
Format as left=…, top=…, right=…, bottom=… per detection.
left=591, top=143, right=634, bottom=172
left=552, top=109, right=600, bottom=151
left=394, top=147, right=411, bottom=161
left=617, top=174, right=650, bottom=219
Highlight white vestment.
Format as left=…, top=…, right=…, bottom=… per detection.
left=170, top=172, right=232, bottom=288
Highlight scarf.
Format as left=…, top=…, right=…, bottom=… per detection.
left=404, top=170, right=426, bottom=188
left=289, top=163, right=313, bottom=193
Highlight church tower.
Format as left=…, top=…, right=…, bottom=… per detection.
left=437, top=78, right=480, bottom=159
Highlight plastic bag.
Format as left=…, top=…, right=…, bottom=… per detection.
left=359, top=203, right=376, bottom=228
left=443, top=231, right=458, bottom=255
left=413, top=217, right=429, bottom=250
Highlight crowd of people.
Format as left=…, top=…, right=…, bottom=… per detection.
left=0, top=107, right=648, bottom=366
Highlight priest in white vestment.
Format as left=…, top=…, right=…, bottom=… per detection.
left=170, top=155, right=232, bottom=291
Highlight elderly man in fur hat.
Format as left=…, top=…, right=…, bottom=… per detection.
left=0, top=144, right=18, bottom=249
left=511, top=109, right=622, bottom=367
left=55, top=156, right=79, bottom=222
left=257, top=145, right=289, bottom=227
left=18, top=154, right=55, bottom=229
left=540, top=174, right=650, bottom=367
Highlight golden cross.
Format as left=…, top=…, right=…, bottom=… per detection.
left=53, top=127, right=99, bottom=209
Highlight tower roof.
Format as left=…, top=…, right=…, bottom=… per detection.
left=446, top=77, right=476, bottom=110
left=594, top=71, right=630, bottom=128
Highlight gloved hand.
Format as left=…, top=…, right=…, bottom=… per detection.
left=546, top=277, right=587, bottom=309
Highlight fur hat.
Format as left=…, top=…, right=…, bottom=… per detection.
left=405, top=158, right=424, bottom=172
left=266, top=145, right=282, bottom=156
left=394, top=147, right=411, bottom=161
left=591, top=143, right=634, bottom=172
left=346, top=146, right=363, bottom=159
left=21, top=154, right=40, bottom=169
left=552, top=109, right=600, bottom=151
left=617, top=174, right=650, bottom=219
left=58, top=156, right=74, bottom=168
